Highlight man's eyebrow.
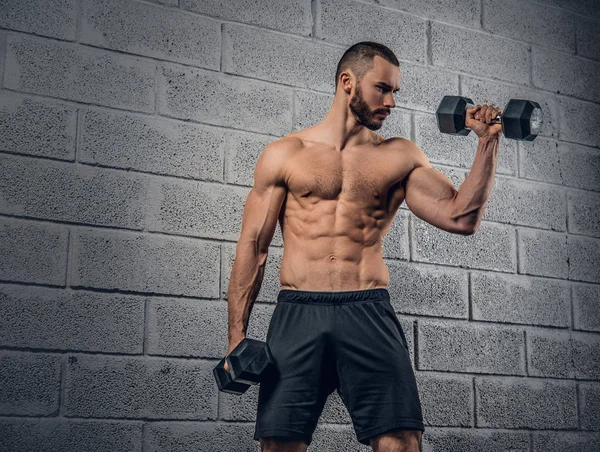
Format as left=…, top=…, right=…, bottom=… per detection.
left=377, top=82, right=399, bottom=92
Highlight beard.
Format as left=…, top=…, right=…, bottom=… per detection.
left=349, top=83, right=386, bottom=131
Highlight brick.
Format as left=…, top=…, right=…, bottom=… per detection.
left=533, top=47, right=600, bottom=103
left=461, top=76, right=559, bottom=139
left=0, top=91, right=76, bottom=161
left=219, top=381, right=260, bottom=422
left=0, top=0, right=77, bottom=40
left=5, top=35, right=155, bottom=113
left=559, top=97, right=600, bottom=147
left=81, top=0, right=219, bottom=69
left=147, top=0, right=177, bottom=5
left=386, top=261, right=468, bottom=318
left=422, top=428, right=530, bottom=452
left=223, top=24, right=341, bottom=93
left=527, top=329, right=575, bottom=378
left=412, top=218, right=517, bottom=272
left=476, top=377, right=577, bottom=429
left=568, top=189, right=600, bottom=237
left=559, top=142, right=600, bottom=192
left=71, top=229, right=220, bottom=298
left=65, top=355, right=217, bottom=419
left=414, top=112, right=518, bottom=176
left=580, top=383, right=600, bottom=431
left=573, top=283, right=600, bottom=332
left=382, top=210, right=410, bottom=260
left=531, top=0, right=600, bottom=21
left=0, top=285, right=144, bottom=353
left=483, top=0, right=575, bottom=53
left=362, top=0, right=480, bottom=28
left=488, top=177, right=566, bottom=230
left=294, top=90, right=333, bottom=132
left=397, top=63, right=458, bottom=113
left=225, top=131, right=273, bottom=187
left=418, top=320, right=525, bottom=375
left=569, top=235, right=600, bottom=283
left=431, top=23, right=530, bottom=85
left=0, top=418, right=143, bottom=452
left=577, top=17, right=600, bottom=61
left=146, top=179, right=248, bottom=240
left=519, top=136, right=562, bottom=184
left=158, top=63, right=293, bottom=136
left=518, top=228, right=568, bottom=278
left=415, top=373, right=472, bottom=427
left=572, top=331, right=600, bottom=379
left=0, top=154, right=146, bottom=229
left=80, top=110, right=224, bottom=182
left=533, top=431, right=600, bottom=452
left=181, top=0, right=312, bottom=36
left=146, top=422, right=258, bottom=451
left=319, top=0, right=426, bottom=64
left=0, top=218, right=67, bottom=286
left=221, top=244, right=283, bottom=302
left=0, top=352, right=61, bottom=416
left=471, top=272, right=570, bottom=327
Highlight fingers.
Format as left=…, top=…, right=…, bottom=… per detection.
left=470, top=104, right=502, bottom=123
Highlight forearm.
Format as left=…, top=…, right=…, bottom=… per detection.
left=227, top=239, right=268, bottom=343
left=451, top=135, right=500, bottom=231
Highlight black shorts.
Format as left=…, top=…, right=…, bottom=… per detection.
left=254, top=288, right=424, bottom=446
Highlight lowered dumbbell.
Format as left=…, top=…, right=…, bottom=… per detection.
left=436, top=95, right=543, bottom=141
left=213, top=338, right=275, bottom=395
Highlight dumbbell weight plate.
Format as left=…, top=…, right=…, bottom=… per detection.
left=436, top=95, right=474, bottom=136
left=502, top=99, right=543, bottom=141
left=226, top=338, right=275, bottom=386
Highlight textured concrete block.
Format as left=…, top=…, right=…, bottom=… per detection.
left=363, top=0, right=480, bottom=28
left=431, top=23, right=530, bottom=85
left=461, top=76, right=559, bottom=139
left=382, top=210, right=410, bottom=260
left=320, top=390, right=353, bottom=424
left=577, top=17, right=600, bottom=61
left=318, top=0, right=426, bottom=64
left=65, top=355, right=217, bottom=419
left=518, top=229, right=568, bottom=278
left=573, top=283, right=600, bottom=332
left=181, top=0, right=312, bottom=36
left=386, top=261, right=468, bottom=318
left=533, top=47, right=600, bottom=103
left=80, top=110, right=224, bottom=182
left=569, top=235, right=600, bottom=283
left=223, top=24, right=342, bottom=92
left=422, top=427, right=530, bottom=452
left=294, top=90, right=333, bottom=132
left=0, top=419, right=143, bottom=452
left=145, top=422, right=257, bottom=451
left=559, top=97, right=600, bottom=147
left=528, top=330, right=575, bottom=378
left=415, top=111, right=518, bottom=175
left=225, top=131, right=273, bottom=187
left=147, top=0, right=177, bottom=5
left=533, top=431, right=600, bottom=452
left=147, top=179, right=248, bottom=240
left=158, top=63, right=293, bottom=136
left=0, top=0, right=77, bottom=40
left=0, top=285, right=144, bottom=353
left=0, top=218, right=67, bottom=286
left=483, top=0, right=575, bottom=53
left=219, top=380, right=260, bottom=422
left=532, top=0, right=600, bottom=20
left=221, top=244, right=283, bottom=302
left=0, top=154, right=146, bottom=229
left=519, top=137, right=563, bottom=184
left=418, top=320, right=525, bottom=375
left=397, top=63, right=458, bottom=113
left=0, top=352, right=61, bottom=416
left=5, top=35, right=155, bottom=113
left=568, top=189, right=600, bottom=237
left=81, top=0, right=220, bottom=69
left=71, top=229, right=220, bottom=298
left=471, top=272, right=570, bottom=327
left=484, top=176, right=566, bottom=231
left=476, top=377, right=577, bottom=429
left=412, top=218, right=517, bottom=272
left=572, top=331, right=600, bottom=379
left=0, top=92, right=76, bottom=160
left=579, top=383, right=600, bottom=431
left=415, top=373, right=472, bottom=427
left=559, top=142, right=600, bottom=192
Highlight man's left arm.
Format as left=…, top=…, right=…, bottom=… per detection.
left=403, top=104, right=502, bottom=235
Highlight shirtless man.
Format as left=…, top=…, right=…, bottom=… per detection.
left=223, top=41, right=502, bottom=452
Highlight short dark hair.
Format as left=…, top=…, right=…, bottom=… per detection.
left=335, top=41, right=399, bottom=92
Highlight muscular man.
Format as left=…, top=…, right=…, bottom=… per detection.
left=224, top=41, right=502, bottom=452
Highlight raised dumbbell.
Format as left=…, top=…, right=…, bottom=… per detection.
left=213, top=338, right=275, bottom=395
left=436, top=95, right=543, bottom=141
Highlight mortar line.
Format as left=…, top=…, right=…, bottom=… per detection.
left=523, top=329, right=529, bottom=376
left=143, top=298, right=149, bottom=356
left=65, top=229, right=72, bottom=288
left=0, top=32, right=7, bottom=89
left=472, top=376, right=477, bottom=428
left=311, top=0, right=319, bottom=39
left=75, top=0, right=83, bottom=43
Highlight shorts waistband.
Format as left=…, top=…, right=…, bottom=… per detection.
left=277, top=288, right=389, bottom=304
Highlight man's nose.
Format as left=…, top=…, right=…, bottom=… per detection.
left=384, top=92, right=396, bottom=108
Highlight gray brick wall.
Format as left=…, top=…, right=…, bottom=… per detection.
left=0, top=0, right=598, bottom=451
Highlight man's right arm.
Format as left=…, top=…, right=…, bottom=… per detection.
left=226, top=139, right=290, bottom=349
